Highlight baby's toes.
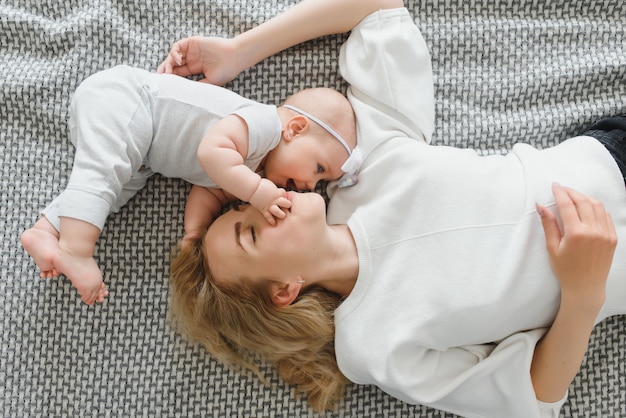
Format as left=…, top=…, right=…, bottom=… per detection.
left=40, top=270, right=55, bottom=279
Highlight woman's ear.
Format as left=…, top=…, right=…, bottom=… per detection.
left=282, top=115, right=309, bottom=142
left=271, top=278, right=304, bottom=307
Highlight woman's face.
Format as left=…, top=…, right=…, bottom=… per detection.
left=203, top=191, right=328, bottom=284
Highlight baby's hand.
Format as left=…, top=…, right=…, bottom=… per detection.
left=265, top=196, right=292, bottom=224
left=249, top=178, right=292, bottom=225
left=180, top=229, right=204, bottom=249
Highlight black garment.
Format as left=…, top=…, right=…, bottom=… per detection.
left=581, top=115, right=626, bottom=186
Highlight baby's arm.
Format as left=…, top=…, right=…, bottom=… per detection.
left=197, top=115, right=290, bottom=225
left=158, top=0, right=403, bottom=83
left=183, top=185, right=232, bottom=240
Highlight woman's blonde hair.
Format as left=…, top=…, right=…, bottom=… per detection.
left=169, top=232, right=349, bottom=412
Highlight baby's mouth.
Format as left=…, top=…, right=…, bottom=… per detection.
left=285, top=178, right=296, bottom=190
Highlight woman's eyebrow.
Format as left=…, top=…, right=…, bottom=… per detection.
left=234, top=222, right=245, bottom=251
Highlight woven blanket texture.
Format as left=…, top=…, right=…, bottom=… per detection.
left=1, top=0, right=625, bottom=417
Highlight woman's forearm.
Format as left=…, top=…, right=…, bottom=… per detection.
left=235, top=0, right=403, bottom=70
left=530, top=297, right=600, bottom=402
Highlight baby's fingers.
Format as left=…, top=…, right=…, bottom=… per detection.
left=269, top=204, right=286, bottom=220
left=276, top=196, right=292, bottom=210
left=263, top=210, right=278, bottom=225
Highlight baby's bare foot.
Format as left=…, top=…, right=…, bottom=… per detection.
left=53, top=247, right=108, bottom=305
left=21, top=226, right=60, bottom=278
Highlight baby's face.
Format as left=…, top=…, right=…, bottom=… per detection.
left=264, top=133, right=349, bottom=190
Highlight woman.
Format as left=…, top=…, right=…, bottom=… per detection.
left=162, top=0, right=625, bottom=416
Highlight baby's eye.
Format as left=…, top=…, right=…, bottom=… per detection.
left=317, top=164, right=325, bottom=174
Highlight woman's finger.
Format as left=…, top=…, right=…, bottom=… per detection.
left=537, top=202, right=562, bottom=256
left=552, top=184, right=580, bottom=231
left=557, top=184, right=598, bottom=225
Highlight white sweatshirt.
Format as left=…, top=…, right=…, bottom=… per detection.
left=328, top=8, right=626, bottom=418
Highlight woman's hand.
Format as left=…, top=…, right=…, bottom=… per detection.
left=157, top=36, right=244, bottom=86
left=531, top=183, right=617, bottom=403
left=537, top=183, right=617, bottom=310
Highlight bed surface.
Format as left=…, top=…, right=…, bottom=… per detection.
left=2, top=0, right=625, bottom=416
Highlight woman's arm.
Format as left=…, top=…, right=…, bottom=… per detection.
left=231, top=0, right=403, bottom=70
left=157, top=0, right=403, bottom=85
left=532, top=184, right=617, bottom=401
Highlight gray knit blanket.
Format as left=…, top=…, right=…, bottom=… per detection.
left=2, top=1, right=625, bottom=417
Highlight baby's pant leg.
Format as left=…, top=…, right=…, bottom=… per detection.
left=110, top=165, right=154, bottom=213
left=50, top=65, right=156, bottom=230
left=43, top=167, right=153, bottom=231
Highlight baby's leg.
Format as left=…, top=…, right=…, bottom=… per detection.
left=53, top=217, right=108, bottom=305
left=21, top=216, right=61, bottom=278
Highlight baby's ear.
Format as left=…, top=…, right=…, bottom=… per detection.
left=283, top=115, right=309, bottom=141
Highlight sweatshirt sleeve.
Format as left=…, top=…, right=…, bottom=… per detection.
left=339, top=8, right=435, bottom=155
left=371, top=328, right=566, bottom=418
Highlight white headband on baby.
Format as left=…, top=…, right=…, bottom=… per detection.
left=282, top=104, right=362, bottom=187
left=283, top=104, right=352, bottom=155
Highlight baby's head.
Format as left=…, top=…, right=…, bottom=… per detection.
left=265, top=88, right=356, bottom=191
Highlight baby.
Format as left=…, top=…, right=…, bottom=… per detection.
left=21, top=64, right=357, bottom=305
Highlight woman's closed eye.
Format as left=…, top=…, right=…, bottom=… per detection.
left=250, top=226, right=256, bottom=243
